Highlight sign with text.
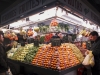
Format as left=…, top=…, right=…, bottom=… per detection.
left=1, top=0, right=56, bottom=25
left=59, top=0, right=100, bottom=25
left=1, top=0, right=100, bottom=26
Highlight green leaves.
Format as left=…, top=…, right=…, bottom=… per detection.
left=24, top=46, right=39, bottom=63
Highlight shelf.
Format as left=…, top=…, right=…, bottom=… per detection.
left=8, top=58, right=83, bottom=75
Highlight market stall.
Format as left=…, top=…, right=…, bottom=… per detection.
left=0, top=0, right=100, bottom=75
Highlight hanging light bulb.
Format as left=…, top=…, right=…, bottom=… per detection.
left=66, top=11, right=68, bottom=15
left=83, top=17, right=85, bottom=21
left=26, top=17, right=30, bottom=21
left=55, top=6, right=58, bottom=17
left=86, top=20, right=88, bottom=24
left=61, top=8, right=63, bottom=13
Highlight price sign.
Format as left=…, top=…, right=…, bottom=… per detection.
left=51, top=38, right=61, bottom=47
left=34, top=39, right=39, bottom=47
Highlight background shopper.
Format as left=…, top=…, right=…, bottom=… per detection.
left=0, top=31, right=12, bottom=75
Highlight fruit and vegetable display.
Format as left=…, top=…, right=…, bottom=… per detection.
left=24, top=46, right=39, bottom=63
left=34, top=27, right=40, bottom=33
left=20, top=27, right=26, bottom=35
left=49, top=18, right=60, bottom=32
left=65, top=43, right=84, bottom=62
left=44, top=33, right=53, bottom=43
left=4, top=30, right=18, bottom=41
left=32, top=43, right=84, bottom=70
left=40, top=36, right=45, bottom=43
left=10, top=44, right=39, bottom=62
left=7, top=42, right=84, bottom=71
left=58, top=23, right=69, bottom=32
left=39, top=25, right=49, bottom=33
left=50, top=19, right=58, bottom=26
left=27, top=29, right=33, bottom=36
left=79, top=29, right=90, bottom=37
left=7, top=48, right=18, bottom=58
left=11, top=46, right=29, bottom=61
left=19, top=27, right=27, bottom=39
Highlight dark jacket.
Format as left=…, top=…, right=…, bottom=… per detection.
left=3, top=38, right=11, bottom=46
left=90, top=37, right=100, bottom=70
left=17, top=33, right=26, bottom=43
left=0, top=43, right=11, bottom=73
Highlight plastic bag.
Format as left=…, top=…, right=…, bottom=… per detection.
left=82, top=54, right=90, bottom=66
left=89, top=56, right=95, bottom=67
left=88, top=51, right=95, bottom=67
left=6, top=68, right=13, bottom=75
left=82, top=51, right=95, bottom=68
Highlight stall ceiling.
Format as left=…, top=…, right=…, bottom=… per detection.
left=0, top=0, right=23, bottom=14
left=0, top=0, right=17, bottom=14
left=87, top=0, right=100, bottom=12
left=0, top=0, right=100, bottom=14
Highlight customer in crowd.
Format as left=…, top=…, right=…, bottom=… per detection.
left=87, top=31, right=100, bottom=75
left=0, top=31, right=12, bottom=75
left=68, top=34, right=72, bottom=43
